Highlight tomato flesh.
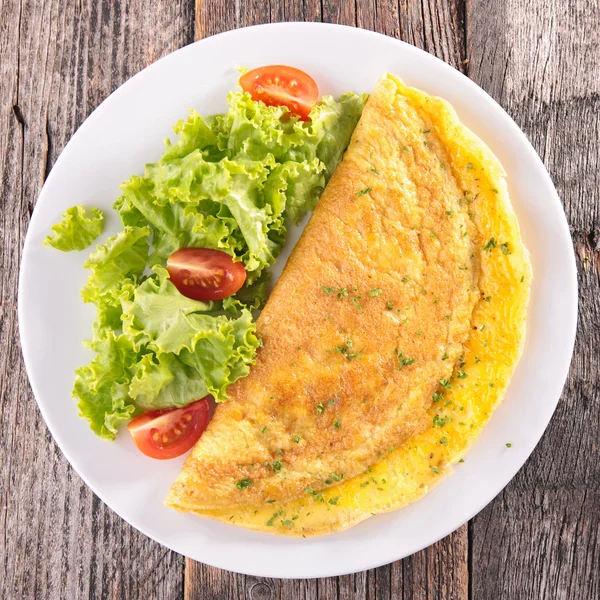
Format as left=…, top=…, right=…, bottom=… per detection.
left=239, top=65, right=319, bottom=120
left=167, top=248, right=246, bottom=301
left=127, top=398, right=212, bottom=460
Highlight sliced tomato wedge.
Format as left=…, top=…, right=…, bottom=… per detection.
left=167, top=248, right=246, bottom=301
left=127, top=398, right=212, bottom=460
left=239, top=65, right=319, bottom=120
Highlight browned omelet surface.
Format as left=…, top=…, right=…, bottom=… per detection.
left=166, top=75, right=484, bottom=512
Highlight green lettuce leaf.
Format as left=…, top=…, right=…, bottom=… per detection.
left=69, top=85, right=365, bottom=440
left=80, top=226, right=150, bottom=303
left=73, top=333, right=138, bottom=440
left=43, top=205, right=104, bottom=251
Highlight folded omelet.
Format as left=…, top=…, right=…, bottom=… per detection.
left=165, top=74, right=531, bottom=535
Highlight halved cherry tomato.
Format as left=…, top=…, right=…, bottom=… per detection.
left=239, top=65, right=319, bottom=120
left=167, top=248, right=246, bottom=301
left=127, top=398, right=213, bottom=460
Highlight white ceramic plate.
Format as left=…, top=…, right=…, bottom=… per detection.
left=19, top=23, right=577, bottom=578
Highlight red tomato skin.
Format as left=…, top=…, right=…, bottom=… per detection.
left=239, top=65, right=319, bottom=120
left=167, top=248, right=246, bottom=301
left=127, top=398, right=211, bottom=460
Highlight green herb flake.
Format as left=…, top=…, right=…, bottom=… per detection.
left=370, top=166, right=379, bottom=174
left=440, top=437, right=448, bottom=445
left=439, top=378, right=452, bottom=389
left=433, top=392, right=443, bottom=402
left=261, top=426, right=267, bottom=434
left=499, top=242, right=511, bottom=255
left=316, top=402, right=325, bottom=414
left=328, top=496, right=341, bottom=505
left=506, top=442, right=512, bottom=448
left=394, top=348, right=416, bottom=370
left=293, top=435, right=301, bottom=443
left=236, top=478, right=252, bottom=491
left=333, top=418, right=341, bottom=430
left=321, top=285, right=335, bottom=294
left=483, top=237, right=497, bottom=252
left=370, top=288, right=383, bottom=297
left=433, top=414, right=452, bottom=428
left=386, top=301, right=394, bottom=310
left=356, top=187, right=372, bottom=197
left=430, top=466, right=440, bottom=474
left=466, top=163, right=473, bottom=169
left=441, top=352, right=449, bottom=361
left=456, top=370, right=468, bottom=379
left=445, top=210, right=453, bottom=216
left=271, top=460, right=282, bottom=472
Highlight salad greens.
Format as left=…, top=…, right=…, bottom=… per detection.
left=51, top=88, right=366, bottom=440
left=44, top=205, right=104, bottom=251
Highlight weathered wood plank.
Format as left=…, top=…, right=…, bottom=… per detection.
left=467, top=0, right=600, bottom=598
left=0, top=1, right=195, bottom=599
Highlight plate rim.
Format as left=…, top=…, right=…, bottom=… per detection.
left=18, top=21, right=578, bottom=578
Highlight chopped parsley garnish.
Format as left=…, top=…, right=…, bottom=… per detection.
left=459, top=458, right=465, bottom=463
left=394, top=348, right=416, bottom=369
left=293, top=435, right=301, bottom=443
left=506, top=442, right=512, bottom=448
left=356, top=187, right=372, bottom=197
left=271, top=460, right=282, bottom=472
left=484, top=295, right=492, bottom=302
left=439, top=378, right=452, bottom=389
left=421, top=129, right=431, bottom=133
left=337, top=287, right=348, bottom=299
left=430, top=466, right=440, bottom=474
left=401, top=276, right=410, bottom=282
left=236, top=478, right=252, bottom=491
left=445, top=210, right=453, bottom=216
left=370, top=288, right=383, bottom=297
left=491, top=188, right=499, bottom=193
left=335, top=338, right=361, bottom=360
left=321, top=285, right=335, bottom=294
left=386, top=301, right=394, bottom=310
left=441, top=352, right=449, bottom=361
left=483, top=237, right=497, bottom=252
left=440, top=437, right=448, bottom=445
left=370, top=166, right=379, bottom=174
left=499, top=242, right=511, bottom=255
left=360, top=481, right=370, bottom=487
left=266, top=510, right=283, bottom=526
left=316, top=402, right=325, bottom=414
left=329, top=473, right=344, bottom=482
left=328, top=496, right=341, bottom=505
left=466, top=163, right=473, bottom=169
left=456, top=370, right=467, bottom=379
left=276, top=448, right=283, bottom=455
left=261, top=426, right=267, bottom=434
left=433, top=414, right=452, bottom=427
left=333, top=417, right=341, bottom=430
left=432, top=392, right=443, bottom=402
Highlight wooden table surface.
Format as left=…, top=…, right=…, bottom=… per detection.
left=1, top=0, right=598, bottom=598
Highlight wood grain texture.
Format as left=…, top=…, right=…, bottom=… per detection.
left=1, top=0, right=598, bottom=599
left=0, top=1, right=195, bottom=599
